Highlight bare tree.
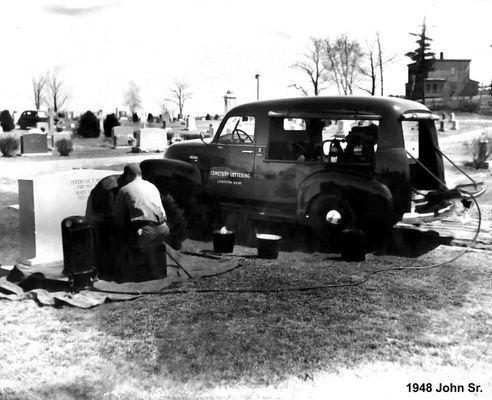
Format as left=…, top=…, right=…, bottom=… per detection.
left=123, top=81, right=142, bottom=115
left=359, top=41, right=377, bottom=95
left=377, top=33, right=384, bottom=96
left=358, top=33, right=396, bottom=96
left=166, top=80, right=192, bottom=120
left=46, top=68, right=70, bottom=113
left=289, top=37, right=328, bottom=96
left=32, top=75, right=46, bottom=110
left=324, top=34, right=364, bottom=95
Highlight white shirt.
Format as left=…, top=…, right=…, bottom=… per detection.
left=113, top=176, right=166, bottom=226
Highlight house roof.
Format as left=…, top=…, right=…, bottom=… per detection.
left=407, top=59, right=471, bottom=67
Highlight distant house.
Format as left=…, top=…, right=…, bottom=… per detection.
left=405, top=52, right=479, bottom=101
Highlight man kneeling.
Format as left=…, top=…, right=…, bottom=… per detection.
left=113, top=164, right=169, bottom=281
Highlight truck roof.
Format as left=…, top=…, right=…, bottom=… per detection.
left=229, top=96, right=430, bottom=118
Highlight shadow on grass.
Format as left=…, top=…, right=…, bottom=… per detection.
left=219, top=216, right=452, bottom=258
left=91, top=252, right=474, bottom=387
left=377, top=226, right=453, bottom=257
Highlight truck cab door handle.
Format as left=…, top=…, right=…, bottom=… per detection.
left=242, top=150, right=254, bottom=154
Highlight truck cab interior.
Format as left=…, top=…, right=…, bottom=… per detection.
left=267, top=115, right=379, bottom=168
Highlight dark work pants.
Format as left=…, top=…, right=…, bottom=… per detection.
left=116, top=222, right=170, bottom=282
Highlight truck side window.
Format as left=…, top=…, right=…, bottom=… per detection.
left=268, top=118, right=309, bottom=160
left=342, top=123, right=378, bottom=165
left=402, top=121, right=419, bottom=158
left=268, top=118, right=327, bottom=161
left=217, top=116, right=255, bottom=144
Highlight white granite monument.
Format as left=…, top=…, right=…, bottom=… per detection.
left=18, top=169, right=120, bottom=266
left=135, top=128, right=168, bottom=152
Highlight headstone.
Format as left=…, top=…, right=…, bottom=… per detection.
left=48, top=109, right=56, bottom=134
left=449, top=112, right=456, bottom=122
left=36, top=122, right=49, bottom=132
left=136, top=128, right=168, bottom=152
left=451, top=120, right=459, bottom=130
left=99, top=118, right=104, bottom=132
left=186, top=115, right=196, bottom=131
left=439, top=120, right=446, bottom=132
left=18, top=169, right=120, bottom=266
left=21, top=133, right=49, bottom=155
left=337, top=120, right=346, bottom=135
left=162, top=110, right=171, bottom=125
left=112, top=126, right=134, bottom=147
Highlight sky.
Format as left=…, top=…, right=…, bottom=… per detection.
left=1, top=0, right=492, bottom=117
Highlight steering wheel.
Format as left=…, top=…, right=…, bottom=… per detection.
left=233, top=128, right=253, bottom=143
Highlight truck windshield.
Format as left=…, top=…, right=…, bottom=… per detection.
left=217, top=116, right=255, bottom=144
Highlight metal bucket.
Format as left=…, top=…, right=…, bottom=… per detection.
left=256, top=234, right=282, bottom=259
left=213, top=230, right=235, bottom=253
left=340, top=228, right=365, bottom=261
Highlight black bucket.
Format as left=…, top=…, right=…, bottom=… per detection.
left=72, top=269, right=94, bottom=289
left=213, top=230, right=235, bottom=253
left=340, top=228, right=366, bottom=261
left=256, top=234, right=282, bottom=259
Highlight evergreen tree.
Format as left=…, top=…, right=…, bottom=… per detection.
left=405, top=18, right=435, bottom=103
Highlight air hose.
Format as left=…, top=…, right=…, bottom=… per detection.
left=91, top=192, right=482, bottom=297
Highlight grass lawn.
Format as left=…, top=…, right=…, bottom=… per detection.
left=0, top=245, right=491, bottom=399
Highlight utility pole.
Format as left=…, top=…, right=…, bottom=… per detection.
left=255, top=74, right=260, bottom=100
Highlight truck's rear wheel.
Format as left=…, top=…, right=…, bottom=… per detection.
left=308, top=194, right=356, bottom=245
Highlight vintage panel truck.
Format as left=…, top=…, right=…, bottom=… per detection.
left=138, top=96, right=483, bottom=244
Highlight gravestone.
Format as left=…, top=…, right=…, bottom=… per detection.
left=136, top=128, right=168, bottom=152
left=161, top=110, right=171, bottom=128
left=337, top=120, right=346, bottom=135
left=97, top=110, right=104, bottom=132
left=48, top=109, right=56, bottom=134
left=21, top=133, right=49, bottom=155
left=36, top=122, right=49, bottom=133
left=18, top=169, right=120, bottom=266
left=186, top=115, right=196, bottom=131
left=112, top=126, right=134, bottom=147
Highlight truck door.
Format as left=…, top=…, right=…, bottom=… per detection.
left=206, top=115, right=256, bottom=200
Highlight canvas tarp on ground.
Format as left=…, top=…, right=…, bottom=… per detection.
left=0, top=244, right=242, bottom=308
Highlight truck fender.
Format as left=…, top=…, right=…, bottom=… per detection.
left=140, top=158, right=202, bottom=186
left=298, top=171, right=395, bottom=228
